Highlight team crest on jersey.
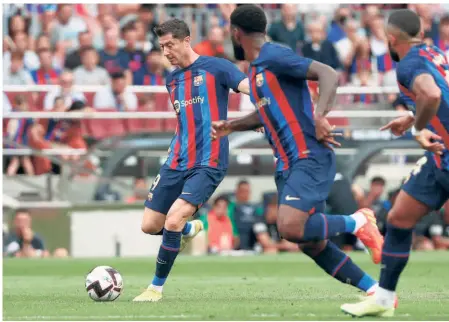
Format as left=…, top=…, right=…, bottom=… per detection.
left=173, top=100, right=181, bottom=114
left=256, top=73, right=264, bottom=87
left=194, top=75, right=203, bottom=86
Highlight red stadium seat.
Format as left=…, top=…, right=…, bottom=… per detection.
left=85, top=108, right=126, bottom=140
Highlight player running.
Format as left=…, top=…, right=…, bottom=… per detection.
left=341, top=9, right=449, bottom=317
left=133, top=19, right=249, bottom=302
left=212, top=4, right=384, bottom=297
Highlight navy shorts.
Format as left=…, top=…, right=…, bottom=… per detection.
left=402, top=153, right=449, bottom=210
left=144, top=165, right=226, bottom=215
left=275, top=150, right=336, bottom=214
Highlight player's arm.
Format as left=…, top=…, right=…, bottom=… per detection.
left=306, top=61, right=339, bottom=117
left=411, top=74, right=441, bottom=131
left=211, top=111, right=262, bottom=140
left=237, top=78, right=250, bottom=95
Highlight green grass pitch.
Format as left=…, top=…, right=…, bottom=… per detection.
left=3, top=252, right=449, bottom=320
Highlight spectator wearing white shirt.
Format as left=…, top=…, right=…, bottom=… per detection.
left=3, top=32, right=40, bottom=71
left=93, top=71, right=138, bottom=111
left=43, top=70, right=85, bottom=111
left=73, top=47, right=110, bottom=86
left=3, top=51, right=35, bottom=85
left=50, top=4, right=87, bottom=54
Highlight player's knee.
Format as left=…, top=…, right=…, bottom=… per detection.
left=387, top=208, right=416, bottom=229
left=277, top=213, right=306, bottom=242
left=141, top=221, right=163, bottom=234
left=300, top=240, right=327, bottom=257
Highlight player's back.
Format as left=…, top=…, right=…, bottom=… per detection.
left=165, top=56, right=245, bottom=171
left=396, top=44, right=449, bottom=171
left=248, top=42, right=328, bottom=171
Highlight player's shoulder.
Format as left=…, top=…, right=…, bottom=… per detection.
left=198, top=55, right=236, bottom=72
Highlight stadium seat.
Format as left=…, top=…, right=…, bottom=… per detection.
left=85, top=108, right=126, bottom=140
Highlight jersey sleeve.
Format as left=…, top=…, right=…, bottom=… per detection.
left=396, top=55, right=430, bottom=91
left=216, top=58, right=246, bottom=92
left=272, top=46, right=313, bottom=79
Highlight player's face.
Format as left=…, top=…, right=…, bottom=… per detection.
left=159, top=33, right=189, bottom=66
left=231, top=27, right=246, bottom=61
left=386, top=28, right=401, bottom=62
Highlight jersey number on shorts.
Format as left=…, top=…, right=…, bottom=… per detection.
left=404, top=156, right=427, bottom=183
left=150, top=174, right=161, bottom=191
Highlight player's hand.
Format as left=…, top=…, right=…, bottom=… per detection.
left=414, top=128, right=446, bottom=155
left=314, top=115, right=342, bottom=150
left=211, top=121, right=232, bottom=140
left=380, top=115, right=415, bottom=136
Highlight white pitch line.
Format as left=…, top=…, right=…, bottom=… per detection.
left=4, top=314, right=200, bottom=320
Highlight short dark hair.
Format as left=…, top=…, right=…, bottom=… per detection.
left=237, top=179, right=250, bottom=187
left=230, top=5, right=267, bottom=34
left=110, top=70, right=125, bottom=80
left=78, top=30, right=90, bottom=39
left=15, top=208, right=30, bottom=215
left=80, top=46, right=96, bottom=56
left=213, top=196, right=229, bottom=206
left=387, top=9, right=421, bottom=38
left=148, top=47, right=162, bottom=56
left=371, top=176, right=386, bottom=185
left=154, top=19, right=190, bottom=39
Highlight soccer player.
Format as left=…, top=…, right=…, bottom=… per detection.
left=341, top=9, right=449, bottom=317
left=212, top=4, right=384, bottom=298
left=132, top=19, right=249, bottom=302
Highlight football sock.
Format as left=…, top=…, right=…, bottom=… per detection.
left=302, top=213, right=367, bottom=241
left=182, top=222, right=194, bottom=236
left=377, top=224, right=412, bottom=307
left=150, top=229, right=164, bottom=236
left=304, top=241, right=377, bottom=292
left=150, top=230, right=181, bottom=291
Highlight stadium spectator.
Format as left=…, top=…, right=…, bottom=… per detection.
left=73, top=46, right=110, bottom=86
left=51, top=4, right=88, bottom=54
left=356, top=176, right=386, bottom=212
left=327, top=6, right=352, bottom=44
left=133, top=49, right=168, bottom=85
left=301, top=21, right=341, bottom=71
left=4, top=32, right=40, bottom=71
left=64, top=31, right=94, bottom=70
left=193, top=26, right=226, bottom=58
left=433, top=15, right=449, bottom=58
left=4, top=95, right=34, bottom=176
left=360, top=5, right=380, bottom=37
left=99, top=28, right=123, bottom=74
left=375, top=187, right=400, bottom=236
left=3, top=51, right=35, bottom=85
left=200, top=196, right=237, bottom=253
left=334, top=19, right=362, bottom=73
left=125, top=177, right=148, bottom=203
left=93, top=71, right=138, bottom=111
left=253, top=195, right=299, bottom=253
left=410, top=4, right=439, bottom=44
left=28, top=5, right=57, bottom=42
left=4, top=209, right=49, bottom=258
left=28, top=98, right=90, bottom=175
left=118, top=23, right=145, bottom=73
left=7, top=14, right=29, bottom=39
left=268, top=4, right=305, bottom=53
left=3, top=93, right=12, bottom=114
left=30, top=48, right=60, bottom=84
left=228, top=180, right=271, bottom=252
left=43, top=70, right=86, bottom=111
left=136, top=4, right=159, bottom=49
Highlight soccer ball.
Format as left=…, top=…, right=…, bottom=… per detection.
left=85, top=266, right=123, bottom=301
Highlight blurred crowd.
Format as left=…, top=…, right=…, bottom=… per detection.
left=2, top=3, right=449, bottom=176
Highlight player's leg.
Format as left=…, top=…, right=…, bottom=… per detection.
left=276, top=152, right=383, bottom=263
left=136, top=167, right=225, bottom=302
left=300, top=240, right=378, bottom=294
left=341, top=155, right=448, bottom=317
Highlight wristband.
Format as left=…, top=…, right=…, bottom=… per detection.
left=411, top=126, right=422, bottom=137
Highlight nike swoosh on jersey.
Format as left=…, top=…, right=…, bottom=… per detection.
left=285, top=195, right=300, bottom=201
left=181, top=192, right=192, bottom=195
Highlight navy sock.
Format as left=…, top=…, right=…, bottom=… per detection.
left=151, top=229, right=164, bottom=236
left=379, top=224, right=413, bottom=291
left=305, top=241, right=377, bottom=292
left=152, top=230, right=181, bottom=287
left=303, top=213, right=356, bottom=241
left=182, top=222, right=192, bottom=236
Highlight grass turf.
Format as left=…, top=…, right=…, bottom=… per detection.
left=3, top=252, right=449, bottom=321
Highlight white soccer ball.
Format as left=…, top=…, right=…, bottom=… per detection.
left=85, top=266, right=123, bottom=301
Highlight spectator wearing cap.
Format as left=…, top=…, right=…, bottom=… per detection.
left=268, top=4, right=304, bottom=52
left=118, top=23, right=145, bottom=73
left=73, top=46, right=110, bottom=86
left=93, top=71, right=138, bottom=111
left=194, top=26, right=227, bottom=58
left=3, top=51, right=35, bottom=85
left=3, top=32, right=40, bottom=71
left=133, top=49, right=168, bottom=85
left=301, top=21, right=341, bottom=71
left=30, top=48, right=60, bottom=84
left=50, top=4, right=87, bottom=54
left=64, top=31, right=93, bottom=70
left=99, top=28, right=122, bottom=74
left=433, top=15, right=449, bottom=59
left=43, top=70, right=86, bottom=111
